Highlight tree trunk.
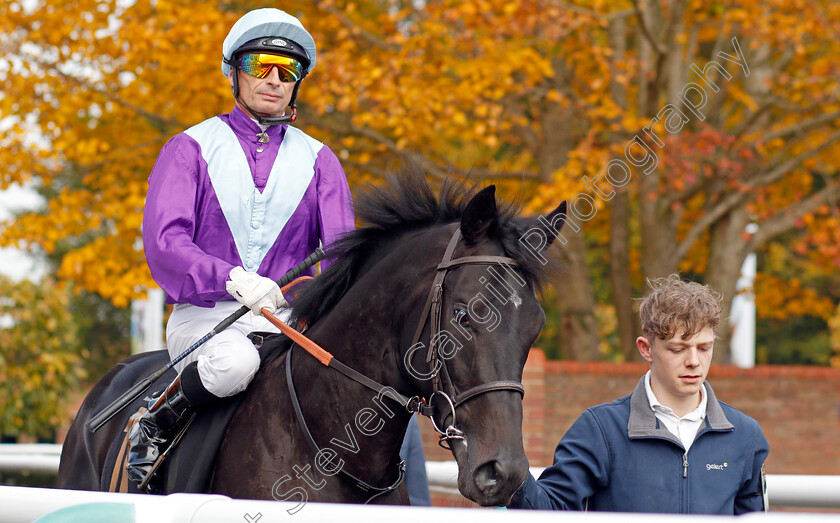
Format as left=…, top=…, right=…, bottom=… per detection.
left=704, top=206, right=750, bottom=364
left=610, top=190, right=642, bottom=361
left=704, top=42, right=771, bottom=364
left=606, top=15, right=642, bottom=361
left=555, top=230, right=601, bottom=360
left=636, top=0, right=680, bottom=280
left=538, top=88, right=601, bottom=361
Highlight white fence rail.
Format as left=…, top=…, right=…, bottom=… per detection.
left=425, top=461, right=840, bottom=510
left=0, top=444, right=62, bottom=474
left=1, top=486, right=839, bottom=523
left=2, top=445, right=839, bottom=512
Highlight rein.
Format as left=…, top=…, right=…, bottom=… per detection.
left=285, top=347, right=406, bottom=503
left=259, top=226, right=527, bottom=498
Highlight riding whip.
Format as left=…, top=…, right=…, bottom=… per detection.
left=86, top=248, right=325, bottom=433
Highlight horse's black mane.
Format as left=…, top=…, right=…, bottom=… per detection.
left=291, top=168, right=555, bottom=325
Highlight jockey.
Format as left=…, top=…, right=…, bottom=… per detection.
left=126, top=8, right=355, bottom=487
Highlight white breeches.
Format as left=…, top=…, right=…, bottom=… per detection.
left=166, top=301, right=290, bottom=398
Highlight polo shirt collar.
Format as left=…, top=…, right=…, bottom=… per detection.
left=643, top=370, right=707, bottom=421
left=628, top=375, right=733, bottom=440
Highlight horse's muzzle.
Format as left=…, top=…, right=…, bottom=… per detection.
left=470, top=457, right=528, bottom=506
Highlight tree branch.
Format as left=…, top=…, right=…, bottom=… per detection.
left=751, top=128, right=840, bottom=188
left=37, top=59, right=186, bottom=130
left=661, top=0, right=685, bottom=58
left=731, top=99, right=776, bottom=138
left=673, top=189, right=750, bottom=262
left=664, top=159, right=723, bottom=208
left=457, top=168, right=540, bottom=181
left=747, top=179, right=840, bottom=252
left=672, top=129, right=840, bottom=260
left=308, top=113, right=539, bottom=182
left=759, top=110, right=840, bottom=143
left=338, top=159, right=392, bottom=179
left=550, top=1, right=634, bottom=21
left=631, top=0, right=667, bottom=56
left=319, top=3, right=397, bottom=51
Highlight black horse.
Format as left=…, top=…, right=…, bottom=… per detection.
left=58, top=171, right=566, bottom=506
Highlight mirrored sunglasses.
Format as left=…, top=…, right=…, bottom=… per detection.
left=239, top=53, right=303, bottom=82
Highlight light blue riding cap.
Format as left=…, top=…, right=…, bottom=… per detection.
left=221, top=8, right=317, bottom=77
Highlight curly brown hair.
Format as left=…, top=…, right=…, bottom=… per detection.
left=638, top=274, right=723, bottom=341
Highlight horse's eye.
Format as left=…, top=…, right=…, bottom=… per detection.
left=453, top=308, right=470, bottom=327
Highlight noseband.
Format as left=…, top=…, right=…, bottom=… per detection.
left=408, top=227, right=525, bottom=449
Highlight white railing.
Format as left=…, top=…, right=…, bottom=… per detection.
left=1, top=485, right=839, bottom=523
left=0, top=443, right=62, bottom=474
left=2, top=445, right=839, bottom=511
left=426, top=461, right=840, bottom=510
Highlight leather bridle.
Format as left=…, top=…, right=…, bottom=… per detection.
left=407, top=227, right=525, bottom=449
left=277, top=226, right=527, bottom=500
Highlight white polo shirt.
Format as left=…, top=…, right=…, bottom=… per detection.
left=644, top=370, right=707, bottom=451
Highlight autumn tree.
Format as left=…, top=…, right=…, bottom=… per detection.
left=1, top=0, right=838, bottom=363
left=304, top=0, right=840, bottom=361
left=0, top=277, right=84, bottom=439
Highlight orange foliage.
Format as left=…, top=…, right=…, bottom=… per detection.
left=0, top=0, right=838, bottom=325
left=754, top=273, right=834, bottom=321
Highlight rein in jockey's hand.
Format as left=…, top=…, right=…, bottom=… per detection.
left=226, top=266, right=287, bottom=315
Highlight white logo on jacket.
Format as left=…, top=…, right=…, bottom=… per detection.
left=706, top=462, right=728, bottom=471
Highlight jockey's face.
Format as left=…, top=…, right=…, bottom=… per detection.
left=228, top=64, right=295, bottom=118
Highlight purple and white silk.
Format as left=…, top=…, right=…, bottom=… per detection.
left=143, top=106, right=355, bottom=307
left=143, top=107, right=353, bottom=397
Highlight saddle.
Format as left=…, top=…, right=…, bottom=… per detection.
left=102, top=332, right=291, bottom=494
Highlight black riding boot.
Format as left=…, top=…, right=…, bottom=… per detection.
left=125, top=374, right=194, bottom=488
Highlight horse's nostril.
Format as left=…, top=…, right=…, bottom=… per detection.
left=474, top=460, right=505, bottom=495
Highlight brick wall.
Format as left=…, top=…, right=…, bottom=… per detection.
left=420, top=349, right=840, bottom=503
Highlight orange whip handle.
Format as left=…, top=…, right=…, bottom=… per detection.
left=261, top=307, right=333, bottom=366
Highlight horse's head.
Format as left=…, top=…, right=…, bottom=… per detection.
left=290, top=172, right=565, bottom=506
left=397, top=183, right=567, bottom=506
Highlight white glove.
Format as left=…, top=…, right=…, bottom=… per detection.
left=226, top=267, right=287, bottom=315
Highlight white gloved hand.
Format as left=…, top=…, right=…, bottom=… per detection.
left=226, top=267, right=287, bottom=315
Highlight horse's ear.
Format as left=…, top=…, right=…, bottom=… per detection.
left=461, top=185, right=497, bottom=244
left=543, top=201, right=567, bottom=249
left=515, top=201, right=568, bottom=257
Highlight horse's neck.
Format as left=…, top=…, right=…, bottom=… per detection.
left=306, top=237, right=434, bottom=391
left=281, top=239, right=436, bottom=485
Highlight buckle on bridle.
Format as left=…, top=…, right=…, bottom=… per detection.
left=406, top=396, right=422, bottom=414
